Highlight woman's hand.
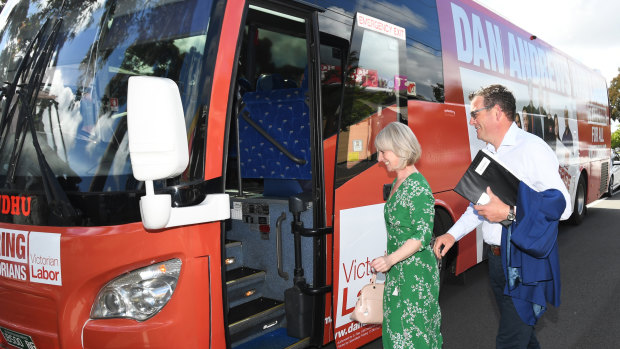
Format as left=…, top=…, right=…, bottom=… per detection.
left=370, top=255, right=394, bottom=273
left=372, top=239, right=422, bottom=273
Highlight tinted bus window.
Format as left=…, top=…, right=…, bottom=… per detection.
left=319, top=34, right=348, bottom=139
left=407, top=41, right=444, bottom=102
left=313, top=0, right=444, bottom=103
left=403, top=0, right=444, bottom=102
left=252, top=28, right=307, bottom=86
left=335, top=13, right=408, bottom=187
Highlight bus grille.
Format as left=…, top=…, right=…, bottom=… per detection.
left=601, top=162, right=609, bottom=193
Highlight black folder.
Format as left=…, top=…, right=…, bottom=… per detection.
left=454, top=149, right=520, bottom=207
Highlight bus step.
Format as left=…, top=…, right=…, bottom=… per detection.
left=226, top=266, right=265, bottom=285
left=232, top=327, right=309, bottom=349
left=226, top=267, right=265, bottom=308
left=228, top=297, right=286, bottom=346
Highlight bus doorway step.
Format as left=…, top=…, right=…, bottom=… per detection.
left=228, top=297, right=285, bottom=346
left=232, top=327, right=309, bottom=349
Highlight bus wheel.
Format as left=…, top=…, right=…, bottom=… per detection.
left=432, top=208, right=462, bottom=286
left=569, top=175, right=587, bottom=225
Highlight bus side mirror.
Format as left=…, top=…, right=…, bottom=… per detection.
left=127, top=76, right=230, bottom=230
left=127, top=76, right=189, bottom=230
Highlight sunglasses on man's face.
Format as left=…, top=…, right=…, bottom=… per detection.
left=470, top=106, right=492, bottom=120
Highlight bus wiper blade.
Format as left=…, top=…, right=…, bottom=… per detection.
left=24, top=93, right=77, bottom=221
left=1, top=17, right=79, bottom=223
left=0, top=19, right=53, bottom=140
left=3, top=18, right=58, bottom=183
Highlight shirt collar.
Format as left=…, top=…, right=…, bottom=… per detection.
left=486, top=122, right=520, bottom=153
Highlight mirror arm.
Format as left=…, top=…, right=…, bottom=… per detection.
left=140, top=180, right=172, bottom=230
left=165, top=193, right=230, bottom=228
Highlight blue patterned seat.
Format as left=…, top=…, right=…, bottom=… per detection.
left=239, top=83, right=311, bottom=181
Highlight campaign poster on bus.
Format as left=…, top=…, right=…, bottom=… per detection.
left=438, top=1, right=609, bottom=208
left=334, top=204, right=386, bottom=348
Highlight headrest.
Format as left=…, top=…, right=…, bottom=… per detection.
left=256, top=73, right=285, bottom=92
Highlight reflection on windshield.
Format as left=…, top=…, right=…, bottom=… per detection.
left=0, top=0, right=211, bottom=194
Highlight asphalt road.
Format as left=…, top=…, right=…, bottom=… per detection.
left=362, top=190, right=620, bottom=349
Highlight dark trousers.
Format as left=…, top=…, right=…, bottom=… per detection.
left=488, top=250, right=540, bottom=349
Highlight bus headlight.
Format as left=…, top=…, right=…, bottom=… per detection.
left=90, top=259, right=182, bottom=321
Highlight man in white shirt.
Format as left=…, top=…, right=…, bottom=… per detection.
left=433, top=85, right=571, bottom=349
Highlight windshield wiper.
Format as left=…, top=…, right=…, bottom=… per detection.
left=0, top=19, right=53, bottom=148
left=0, top=17, right=79, bottom=223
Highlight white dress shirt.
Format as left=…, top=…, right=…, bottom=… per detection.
left=447, top=123, right=572, bottom=246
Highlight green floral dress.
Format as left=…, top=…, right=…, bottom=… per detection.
left=382, top=172, right=442, bottom=349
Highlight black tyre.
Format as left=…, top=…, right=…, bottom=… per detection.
left=607, top=175, right=614, bottom=197
left=568, top=175, right=587, bottom=225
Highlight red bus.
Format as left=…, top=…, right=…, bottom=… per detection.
left=0, top=0, right=610, bottom=348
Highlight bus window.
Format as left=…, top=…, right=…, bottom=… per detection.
left=335, top=13, right=407, bottom=186
left=403, top=0, right=444, bottom=102
left=318, top=0, right=443, bottom=102
left=407, top=43, right=444, bottom=102
left=319, top=33, right=348, bottom=139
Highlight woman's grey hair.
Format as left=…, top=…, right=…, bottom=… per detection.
left=374, top=122, right=422, bottom=168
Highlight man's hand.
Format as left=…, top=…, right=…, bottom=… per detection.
left=433, top=233, right=455, bottom=259
left=473, top=186, right=510, bottom=223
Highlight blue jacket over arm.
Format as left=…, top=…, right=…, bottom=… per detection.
left=501, top=181, right=566, bottom=325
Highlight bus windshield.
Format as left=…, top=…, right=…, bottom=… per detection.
left=0, top=0, right=212, bottom=194
left=0, top=0, right=214, bottom=225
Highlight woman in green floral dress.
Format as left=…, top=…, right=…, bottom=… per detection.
left=370, top=122, right=442, bottom=349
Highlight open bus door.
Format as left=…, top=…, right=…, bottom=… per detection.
left=330, top=12, right=408, bottom=349
left=224, top=1, right=335, bottom=348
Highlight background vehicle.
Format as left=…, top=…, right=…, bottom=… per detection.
left=0, top=0, right=610, bottom=349
left=608, top=150, right=620, bottom=196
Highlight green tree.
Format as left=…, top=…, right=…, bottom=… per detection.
left=612, top=128, right=620, bottom=150
left=609, top=68, right=620, bottom=122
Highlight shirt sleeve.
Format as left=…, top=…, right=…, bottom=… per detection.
left=446, top=203, right=484, bottom=241
left=522, top=141, right=572, bottom=220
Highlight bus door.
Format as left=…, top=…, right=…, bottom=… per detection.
left=330, top=12, right=408, bottom=349
left=224, top=1, right=328, bottom=348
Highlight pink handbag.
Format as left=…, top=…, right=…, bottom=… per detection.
left=350, top=274, right=384, bottom=324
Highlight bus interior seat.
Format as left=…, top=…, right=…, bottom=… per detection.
left=256, top=73, right=298, bottom=91
left=282, top=78, right=298, bottom=89
left=238, top=73, right=311, bottom=196
left=256, top=73, right=284, bottom=92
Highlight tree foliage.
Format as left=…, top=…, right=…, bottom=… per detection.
left=612, top=128, right=620, bottom=150
left=609, top=68, right=620, bottom=122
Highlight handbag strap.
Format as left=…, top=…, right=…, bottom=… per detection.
left=370, top=273, right=377, bottom=284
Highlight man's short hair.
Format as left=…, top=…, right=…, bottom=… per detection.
left=469, top=84, right=516, bottom=121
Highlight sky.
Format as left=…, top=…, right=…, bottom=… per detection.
left=475, top=0, right=620, bottom=85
